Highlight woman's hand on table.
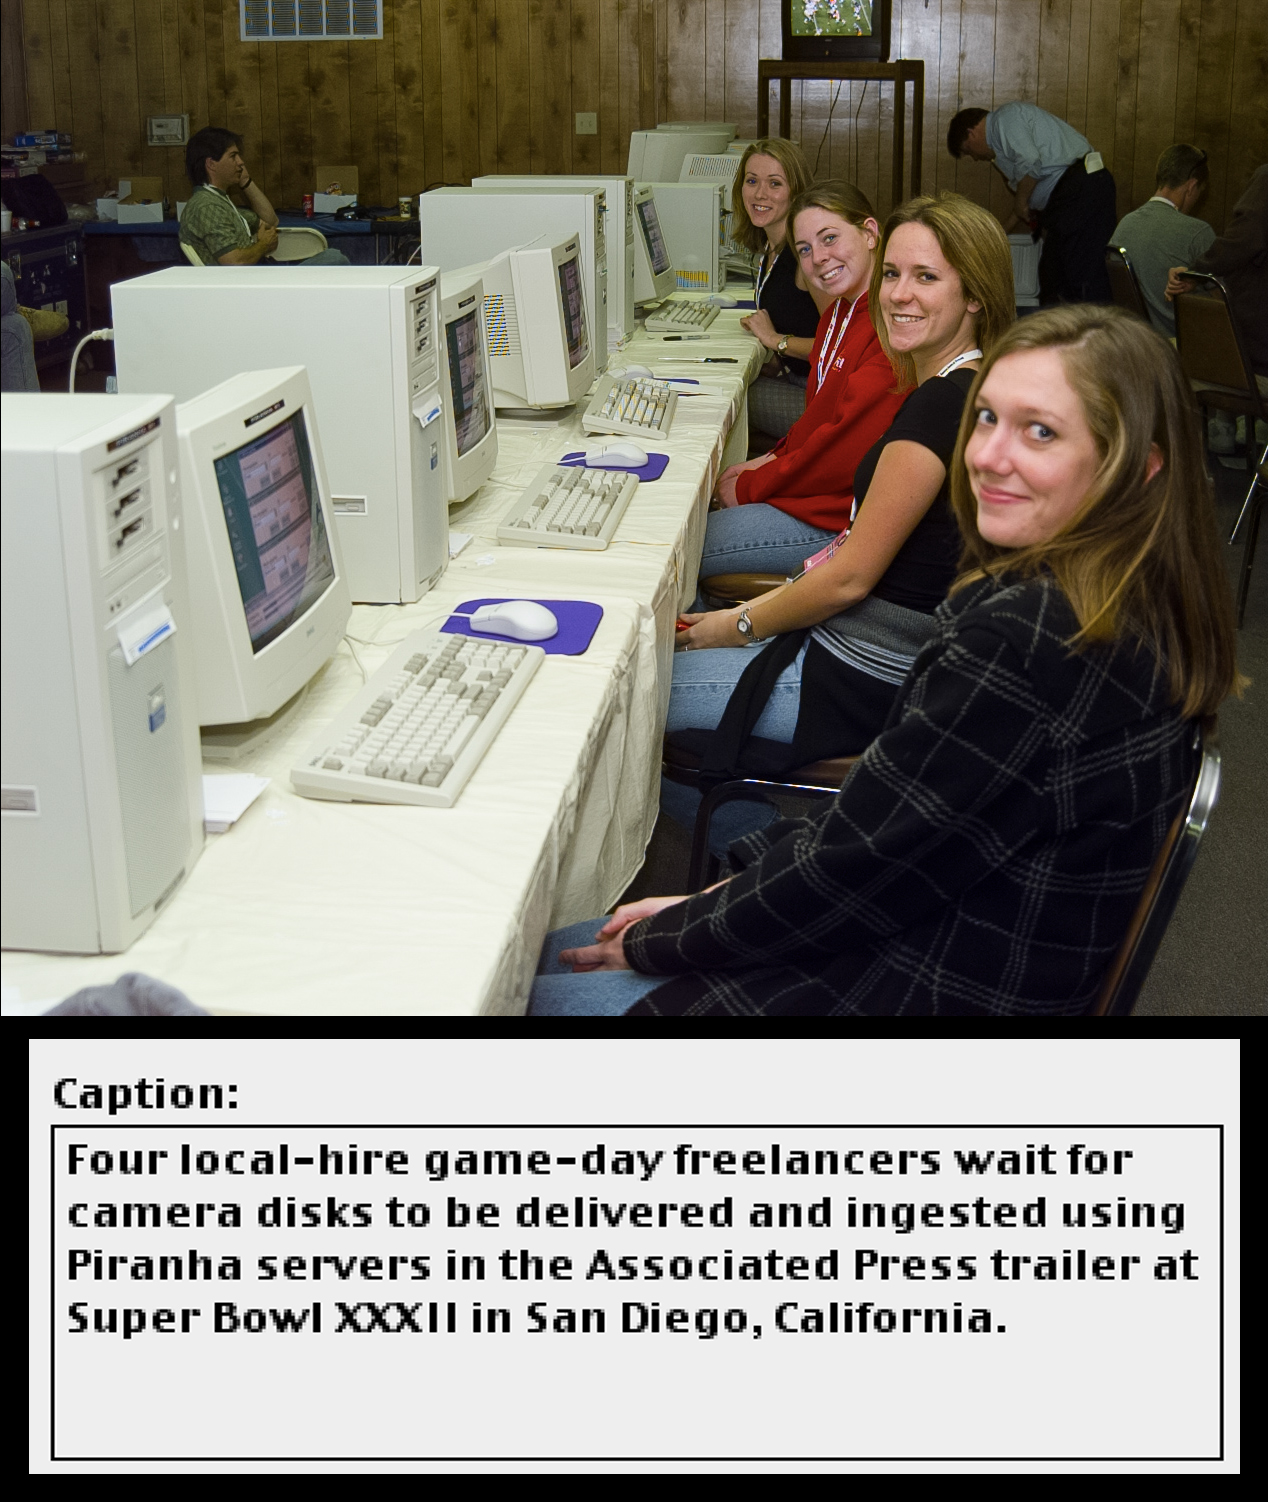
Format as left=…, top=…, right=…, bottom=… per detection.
left=739, top=308, right=780, bottom=350
left=559, top=896, right=689, bottom=972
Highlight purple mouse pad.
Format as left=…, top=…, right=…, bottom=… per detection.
left=732, top=299, right=756, bottom=309
left=441, top=599, right=603, bottom=655
left=559, top=451, right=669, bottom=481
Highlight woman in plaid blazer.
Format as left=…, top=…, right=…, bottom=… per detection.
left=531, top=305, right=1243, bottom=1017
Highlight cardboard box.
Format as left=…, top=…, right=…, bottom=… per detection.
left=118, top=176, right=164, bottom=204
left=118, top=201, right=165, bottom=223
left=176, top=201, right=188, bottom=221
left=313, top=193, right=357, bottom=214
left=315, top=164, right=359, bottom=196
left=96, top=196, right=119, bottom=221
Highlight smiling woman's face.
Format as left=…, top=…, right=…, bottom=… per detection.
left=741, top=154, right=793, bottom=242
left=965, top=348, right=1103, bottom=549
left=792, top=207, right=879, bottom=303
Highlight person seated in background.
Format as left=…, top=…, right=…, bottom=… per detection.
left=1, top=260, right=39, bottom=392
left=729, top=138, right=822, bottom=443
left=1111, top=145, right=1214, bottom=339
left=179, top=127, right=349, bottom=267
left=947, top=101, right=1116, bottom=305
left=1167, top=163, right=1268, bottom=381
left=697, top=183, right=905, bottom=582
left=528, top=304, right=1242, bottom=1016
left=664, top=193, right=1015, bottom=851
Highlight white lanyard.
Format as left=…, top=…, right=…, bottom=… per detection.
left=935, top=348, right=982, bottom=379
left=754, top=245, right=780, bottom=308
left=816, top=293, right=861, bottom=390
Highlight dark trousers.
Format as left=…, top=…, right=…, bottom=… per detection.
left=1037, top=162, right=1118, bottom=305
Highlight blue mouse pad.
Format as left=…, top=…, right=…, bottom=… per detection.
left=732, top=299, right=756, bottom=309
left=558, top=451, right=669, bottom=481
left=441, top=599, right=603, bottom=655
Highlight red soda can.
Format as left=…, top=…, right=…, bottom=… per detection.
left=302, top=193, right=314, bottom=219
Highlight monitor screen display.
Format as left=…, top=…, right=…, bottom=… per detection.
left=445, top=308, right=490, bottom=457
left=557, top=255, right=589, bottom=369
left=213, top=412, right=336, bottom=654
left=637, top=198, right=671, bottom=275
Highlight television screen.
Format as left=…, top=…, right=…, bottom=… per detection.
left=782, top=0, right=891, bottom=61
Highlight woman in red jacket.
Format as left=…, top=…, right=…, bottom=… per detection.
left=697, top=183, right=907, bottom=581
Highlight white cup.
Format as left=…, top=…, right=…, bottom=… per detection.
left=0, top=209, right=12, bottom=233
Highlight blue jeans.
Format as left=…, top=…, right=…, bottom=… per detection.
left=696, top=504, right=835, bottom=588
left=528, top=919, right=669, bottom=1015
left=660, top=638, right=808, bottom=854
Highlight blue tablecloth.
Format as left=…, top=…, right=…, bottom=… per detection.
left=84, top=214, right=378, bottom=264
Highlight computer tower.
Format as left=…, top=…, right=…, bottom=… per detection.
left=1, top=394, right=204, bottom=954
left=636, top=180, right=727, bottom=292
left=472, top=174, right=636, bottom=353
left=112, top=267, right=448, bottom=605
left=420, top=187, right=609, bottom=371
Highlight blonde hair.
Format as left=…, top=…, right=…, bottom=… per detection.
left=948, top=304, right=1243, bottom=719
left=730, top=139, right=812, bottom=256
left=869, top=192, right=1015, bottom=390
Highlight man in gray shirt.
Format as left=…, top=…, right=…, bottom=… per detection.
left=948, top=101, right=1116, bottom=305
left=1112, top=146, right=1215, bottom=339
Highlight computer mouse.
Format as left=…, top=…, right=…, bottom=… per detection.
left=585, top=441, right=648, bottom=469
left=708, top=294, right=738, bottom=308
left=617, top=363, right=655, bottom=379
left=468, top=600, right=559, bottom=642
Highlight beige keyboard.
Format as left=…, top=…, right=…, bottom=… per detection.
left=645, top=300, right=719, bottom=333
left=582, top=374, right=678, bottom=439
left=290, top=629, right=543, bottom=807
left=497, top=462, right=639, bottom=550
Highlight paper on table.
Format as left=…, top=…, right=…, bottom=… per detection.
left=203, top=774, right=270, bottom=834
left=449, top=531, right=473, bottom=559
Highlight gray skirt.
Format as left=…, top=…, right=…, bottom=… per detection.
left=810, top=593, right=940, bottom=687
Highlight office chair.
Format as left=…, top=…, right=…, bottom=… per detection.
left=1105, top=245, right=1150, bottom=321
left=662, top=734, right=858, bottom=891
left=180, top=242, right=205, bottom=267
left=1230, top=447, right=1265, bottom=628
left=1090, top=721, right=1221, bottom=1015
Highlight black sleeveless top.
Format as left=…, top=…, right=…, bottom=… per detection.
left=755, top=245, right=821, bottom=379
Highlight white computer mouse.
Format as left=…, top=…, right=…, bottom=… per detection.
left=708, top=294, right=738, bottom=308
left=468, top=600, right=559, bottom=642
left=617, top=363, right=655, bottom=379
left=585, top=441, right=648, bottom=469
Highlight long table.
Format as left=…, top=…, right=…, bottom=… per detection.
left=1, top=311, right=764, bottom=1016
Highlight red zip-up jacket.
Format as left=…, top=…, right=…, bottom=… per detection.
left=735, top=291, right=906, bottom=531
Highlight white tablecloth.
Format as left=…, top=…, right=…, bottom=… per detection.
left=2, top=311, right=764, bottom=1016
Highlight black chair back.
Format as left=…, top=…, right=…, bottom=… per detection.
left=1173, top=272, right=1264, bottom=420
left=1105, top=246, right=1150, bottom=321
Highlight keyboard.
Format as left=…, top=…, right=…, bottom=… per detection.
left=582, top=374, right=678, bottom=439
left=497, top=462, right=639, bottom=550
left=290, top=629, right=543, bottom=807
left=645, top=300, right=719, bottom=333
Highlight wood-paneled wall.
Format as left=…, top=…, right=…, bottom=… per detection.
left=15, top=0, right=1267, bottom=234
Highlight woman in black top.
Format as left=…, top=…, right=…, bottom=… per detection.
left=730, top=139, right=822, bottom=441
left=664, top=194, right=1016, bottom=846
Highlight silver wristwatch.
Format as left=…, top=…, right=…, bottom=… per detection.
left=736, top=608, right=756, bottom=641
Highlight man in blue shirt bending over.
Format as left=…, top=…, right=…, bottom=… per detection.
left=947, top=101, right=1116, bottom=305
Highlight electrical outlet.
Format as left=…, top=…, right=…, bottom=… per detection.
left=575, top=112, right=598, bottom=136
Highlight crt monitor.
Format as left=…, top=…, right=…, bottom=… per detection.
left=438, top=270, right=498, bottom=503
left=633, top=187, right=676, bottom=303
left=627, top=128, right=733, bottom=181
left=468, top=239, right=595, bottom=410
left=175, top=366, right=352, bottom=730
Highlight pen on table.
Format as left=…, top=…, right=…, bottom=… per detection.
left=660, top=334, right=708, bottom=341
left=656, top=357, right=739, bottom=364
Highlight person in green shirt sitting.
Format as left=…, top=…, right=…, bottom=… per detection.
left=179, top=126, right=348, bottom=267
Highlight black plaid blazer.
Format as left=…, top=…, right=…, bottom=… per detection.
left=625, top=574, right=1197, bottom=1016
